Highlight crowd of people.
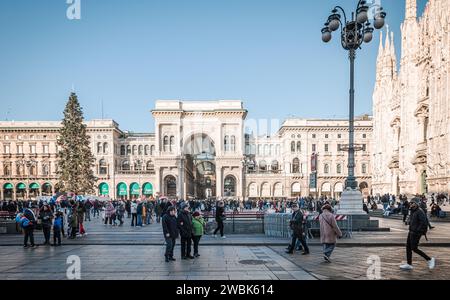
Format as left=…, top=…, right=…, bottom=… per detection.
left=2, top=191, right=446, bottom=270
left=12, top=197, right=96, bottom=247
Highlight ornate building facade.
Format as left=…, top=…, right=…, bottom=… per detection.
left=0, top=100, right=372, bottom=201
left=372, top=0, right=450, bottom=196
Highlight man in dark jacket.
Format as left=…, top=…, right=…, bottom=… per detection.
left=213, top=201, right=226, bottom=238
left=84, top=200, right=92, bottom=221
left=125, top=200, right=131, bottom=218
left=286, top=203, right=309, bottom=255
left=177, top=203, right=194, bottom=259
left=39, top=204, right=53, bottom=245
left=400, top=198, right=435, bottom=270
left=23, top=207, right=37, bottom=248
left=162, top=206, right=179, bottom=262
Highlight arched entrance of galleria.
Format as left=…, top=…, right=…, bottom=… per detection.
left=184, top=133, right=217, bottom=199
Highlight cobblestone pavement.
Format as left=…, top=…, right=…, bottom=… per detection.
left=0, top=244, right=448, bottom=280
left=271, top=246, right=450, bottom=280
left=1, top=214, right=449, bottom=280
left=0, top=245, right=315, bottom=280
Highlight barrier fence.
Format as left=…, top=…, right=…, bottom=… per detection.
left=264, top=213, right=353, bottom=239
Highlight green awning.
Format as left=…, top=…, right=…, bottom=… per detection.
left=99, top=183, right=109, bottom=195
left=17, top=183, right=26, bottom=190
left=3, top=183, right=13, bottom=190
left=142, top=183, right=153, bottom=195
left=130, top=183, right=140, bottom=196
left=30, top=183, right=40, bottom=189
left=117, top=183, right=127, bottom=196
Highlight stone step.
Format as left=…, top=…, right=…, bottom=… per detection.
left=369, top=210, right=450, bottom=222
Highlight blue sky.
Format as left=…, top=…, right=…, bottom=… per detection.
left=0, top=0, right=428, bottom=132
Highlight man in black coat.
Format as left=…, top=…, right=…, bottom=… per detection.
left=400, top=198, right=435, bottom=270
left=177, top=203, right=194, bottom=259
left=286, top=203, right=309, bottom=255
left=23, top=207, right=37, bottom=248
left=162, top=206, right=179, bottom=262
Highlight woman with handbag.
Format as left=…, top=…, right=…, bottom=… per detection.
left=213, top=201, right=226, bottom=238
left=319, top=204, right=342, bottom=263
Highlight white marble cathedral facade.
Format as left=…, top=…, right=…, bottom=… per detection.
left=372, top=0, right=450, bottom=196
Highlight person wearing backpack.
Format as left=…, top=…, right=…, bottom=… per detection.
left=319, top=204, right=342, bottom=262
left=400, top=198, right=436, bottom=270
left=16, top=209, right=37, bottom=248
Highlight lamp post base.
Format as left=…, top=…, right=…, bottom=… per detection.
left=337, top=188, right=367, bottom=215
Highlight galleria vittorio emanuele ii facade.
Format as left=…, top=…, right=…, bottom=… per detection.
left=372, top=0, right=450, bottom=196
left=0, top=100, right=372, bottom=201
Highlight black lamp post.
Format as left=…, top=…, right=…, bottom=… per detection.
left=322, top=0, right=386, bottom=190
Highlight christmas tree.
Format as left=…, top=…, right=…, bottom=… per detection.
left=56, top=92, right=96, bottom=194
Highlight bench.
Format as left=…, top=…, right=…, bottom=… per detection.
left=0, top=211, right=16, bottom=220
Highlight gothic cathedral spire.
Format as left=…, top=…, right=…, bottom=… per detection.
left=406, top=0, right=417, bottom=21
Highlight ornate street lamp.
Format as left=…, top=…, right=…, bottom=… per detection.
left=321, top=1, right=386, bottom=214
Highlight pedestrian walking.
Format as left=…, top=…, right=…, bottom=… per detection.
left=213, top=201, right=226, bottom=238
left=177, top=203, right=194, bottom=259
left=162, top=207, right=179, bottom=263
left=319, top=204, right=342, bottom=263
left=192, top=211, right=205, bottom=257
left=286, top=203, right=309, bottom=255
left=400, top=198, right=436, bottom=270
